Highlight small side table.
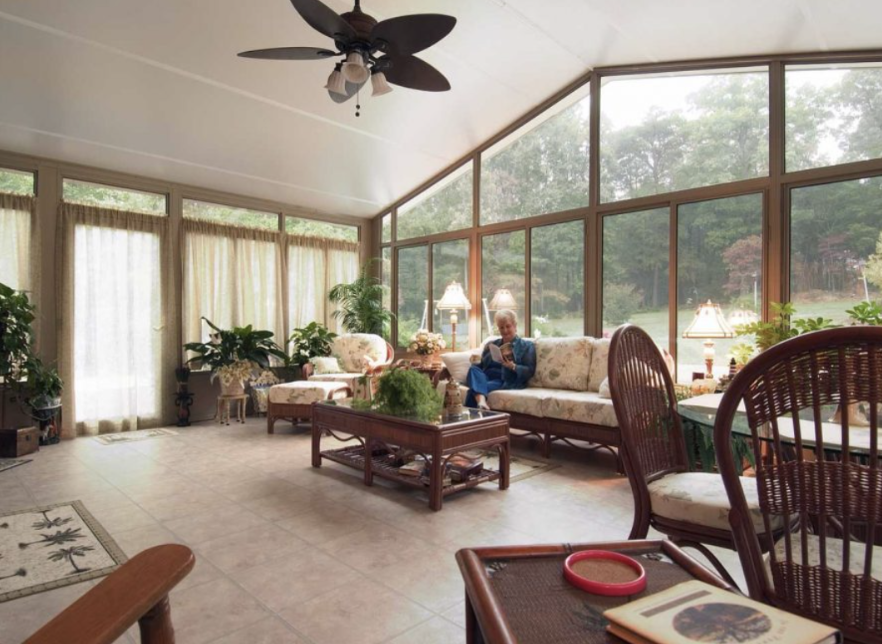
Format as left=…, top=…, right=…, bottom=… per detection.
left=216, top=394, right=248, bottom=425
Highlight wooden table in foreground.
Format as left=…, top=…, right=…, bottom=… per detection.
left=456, top=539, right=734, bottom=644
left=312, top=400, right=510, bottom=511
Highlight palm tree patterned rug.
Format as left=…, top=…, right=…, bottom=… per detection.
left=0, top=501, right=127, bottom=603
left=0, top=459, right=31, bottom=474
left=92, top=428, right=178, bottom=445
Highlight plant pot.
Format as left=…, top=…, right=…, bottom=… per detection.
left=420, top=353, right=433, bottom=368
left=220, top=381, right=245, bottom=396
left=29, top=394, right=61, bottom=411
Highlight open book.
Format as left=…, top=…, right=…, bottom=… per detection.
left=487, top=342, right=514, bottom=364
left=604, top=580, right=840, bottom=644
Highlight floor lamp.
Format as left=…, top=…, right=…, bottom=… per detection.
left=437, top=281, right=471, bottom=351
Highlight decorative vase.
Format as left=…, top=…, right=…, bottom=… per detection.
left=220, top=380, right=245, bottom=396
left=420, top=353, right=432, bottom=368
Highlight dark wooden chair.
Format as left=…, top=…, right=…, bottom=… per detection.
left=714, top=326, right=882, bottom=643
left=609, top=324, right=776, bottom=587
left=26, top=544, right=195, bottom=644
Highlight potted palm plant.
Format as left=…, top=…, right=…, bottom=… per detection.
left=0, top=282, right=37, bottom=430
left=183, top=318, right=287, bottom=395
left=328, top=261, right=394, bottom=336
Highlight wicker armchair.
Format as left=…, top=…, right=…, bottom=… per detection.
left=714, top=326, right=882, bottom=643
left=609, top=324, right=774, bottom=586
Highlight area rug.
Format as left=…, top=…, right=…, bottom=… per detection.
left=92, top=428, right=178, bottom=445
left=0, top=459, right=31, bottom=474
left=0, top=501, right=127, bottom=603
left=481, top=453, right=560, bottom=483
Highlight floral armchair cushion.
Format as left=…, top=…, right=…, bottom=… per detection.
left=529, top=337, right=593, bottom=391
left=587, top=338, right=610, bottom=392
left=331, top=334, right=389, bottom=373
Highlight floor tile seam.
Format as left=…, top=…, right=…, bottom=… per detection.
left=192, top=522, right=308, bottom=564
left=126, top=496, right=259, bottom=544
left=202, top=614, right=319, bottom=644
left=375, top=613, right=452, bottom=644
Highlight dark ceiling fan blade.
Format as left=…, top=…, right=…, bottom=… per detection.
left=289, top=0, right=356, bottom=42
left=238, top=47, right=337, bottom=60
left=371, top=14, right=456, bottom=56
left=329, top=80, right=365, bottom=104
left=379, top=55, right=451, bottom=92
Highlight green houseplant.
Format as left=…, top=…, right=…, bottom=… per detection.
left=0, top=282, right=37, bottom=428
left=25, top=358, right=63, bottom=414
left=735, top=301, right=836, bottom=351
left=846, top=301, right=882, bottom=326
left=183, top=318, right=287, bottom=394
left=328, top=261, right=394, bottom=336
left=359, top=368, right=442, bottom=423
left=288, top=322, right=337, bottom=367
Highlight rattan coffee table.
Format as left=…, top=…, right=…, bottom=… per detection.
left=312, top=400, right=510, bottom=511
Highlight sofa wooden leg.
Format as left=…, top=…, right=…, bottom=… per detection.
left=267, top=414, right=275, bottom=434
left=615, top=448, right=625, bottom=475
left=542, top=434, right=552, bottom=459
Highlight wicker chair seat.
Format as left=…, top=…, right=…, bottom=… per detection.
left=647, top=472, right=784, bottom=533
left=765, top=533, right=882, bottom=580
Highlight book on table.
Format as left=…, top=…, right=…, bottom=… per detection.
left=603, top=580, right=841, bottom=644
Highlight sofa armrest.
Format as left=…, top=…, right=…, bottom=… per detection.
left=302, top=362, right=314, bottom=379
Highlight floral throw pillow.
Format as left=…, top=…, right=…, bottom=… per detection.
left=311, top=356, right=343, bottom=375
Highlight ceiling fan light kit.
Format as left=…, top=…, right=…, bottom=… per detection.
left=238, top=0, right=456, bottom=115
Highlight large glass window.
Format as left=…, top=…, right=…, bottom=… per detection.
left=481, top=87, right=590, bottom=224
left=396, top=163, right=472, bottom=240
left=184, top=199, right=277, bottom=230
left=481, top=231, right=526, bottom=339
left=396, top=245, right=428, bottom=347
left=381, top=246, right=392, bottom=313
left=286, top=216, right=358, bottom=241
left=432, top=239, right=470, bottom=349
left=0, top=193, right=35, bottom=292
left=786, top=63, right=882, bottom=172
left=677, top=193, right=763, bottom=381
left=63, top=179, right=166, bottom=215
left=790, top=176, right=882, bottom=325
left=0, top=168, right=35, bottom=195
left=381, top=213, right=391, bottom=243
left=531, top=220, right=584, bottom=337
left=600, top=68, right=769, bottom=202
left=603, top=208, right=670, bottom=346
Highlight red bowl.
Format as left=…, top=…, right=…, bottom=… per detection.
left=563, top=550, right=647, bottom=596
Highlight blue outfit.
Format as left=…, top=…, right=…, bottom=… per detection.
left=465, top=336, right=536, bottom=408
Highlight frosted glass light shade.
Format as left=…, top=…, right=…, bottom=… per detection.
left=489, top=288, right=517, bottom=310
left=682, top=300, right=735, bottom=339
left=371, top=71, right=393, bottom=97
left=727, top=308, right=759, bottom=329
left=437, top=281, right=472, bottom=311
left=325, top=66, right=346, bottom=96
left=342, top=52, right=369, bottom=84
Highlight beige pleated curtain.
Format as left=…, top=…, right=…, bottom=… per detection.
left=287, top=234, right=359, bottom=333
left=56, top=202, right=178, bottom=437
left=0, top=192, right=39, bottom=296
left=183, top=219, right=285, bottom=345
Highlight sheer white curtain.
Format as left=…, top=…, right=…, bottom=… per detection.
left=57, top=203, right=175, bottom=436
left=0, top=193, right=37, bottom=293
left=326, top=243, right=359, bottom=333
left=287, top=236, right=327, bottom=329
left=183, top=219, right=284, bottom=345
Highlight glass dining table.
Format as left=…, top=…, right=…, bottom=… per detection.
left=678, top=392, right=881, bottom=460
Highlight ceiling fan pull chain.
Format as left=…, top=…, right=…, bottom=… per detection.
left=356, top=86, right=361, bottom=117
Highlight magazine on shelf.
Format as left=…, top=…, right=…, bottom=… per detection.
left=603, top=580, right=840, bottom=644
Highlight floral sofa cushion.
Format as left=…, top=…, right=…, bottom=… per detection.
left=487, top=389, right=549, bottom=417
left=332, top=333, right=388, bottom=373
left=309, top=373, right=373, bottom=400
left=529, top=337, right=593, bottom=391
left=647, top=472, right=783, bottom=533
left=268, top=380, right=349, bottom=405
left=587, top=338, right=610, bottom=392
left=540, top=389, right=618, bottom=427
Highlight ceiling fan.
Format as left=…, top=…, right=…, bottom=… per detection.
left=238, top=0, right=456, bottom=114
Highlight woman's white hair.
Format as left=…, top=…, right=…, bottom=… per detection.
left=494, top=309, right=518, bottom=326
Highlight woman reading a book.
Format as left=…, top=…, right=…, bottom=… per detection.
left=465, top=309, right=536, bottom=410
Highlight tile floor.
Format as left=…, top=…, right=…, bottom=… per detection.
left=0, top=419, right=741, bottom=644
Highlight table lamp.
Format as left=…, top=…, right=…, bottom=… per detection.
left=489, top=288, right=518, bottom=311
left=436, top=281, right=471, bottom=351
left=727, top=308, right=759, bottom=330
left=682, top=300, right=735, bottom=379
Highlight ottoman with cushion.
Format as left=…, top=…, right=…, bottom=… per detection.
left=266, top=380, right=351, bottom=434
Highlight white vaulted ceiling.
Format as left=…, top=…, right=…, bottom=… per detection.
left=0, top=0, right=880, bottom=218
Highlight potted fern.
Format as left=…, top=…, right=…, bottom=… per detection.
left=328, top=261, right=394, bottom=336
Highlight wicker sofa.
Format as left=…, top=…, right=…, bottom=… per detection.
left=438, top=336, right=622, bottom=471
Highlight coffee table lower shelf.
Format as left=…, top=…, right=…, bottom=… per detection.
left=321, top=444, right=503, bottom=495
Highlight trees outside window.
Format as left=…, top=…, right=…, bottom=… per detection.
left=790, top=176, right=882, bottom=325
left=530, top=221, right=584, bottom=337
left=64, top=179, right=166, bottom=215
left=433, top=239, right=470, bottom=348
left=286, top=217, right=357, bottom=241
left=603, top=207, right=669, bottom=346
left=397, top=163, right=472, bottom=241
left=184, top=199, right=277, bottom=229
left=396, top=245, right=428, bottom=347
left=0, top=168, right=34, bottom=195
left=481, top=231, right=525, bottom=339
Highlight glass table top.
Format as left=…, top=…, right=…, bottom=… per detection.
left=316, top=398, right=507, bottom=428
